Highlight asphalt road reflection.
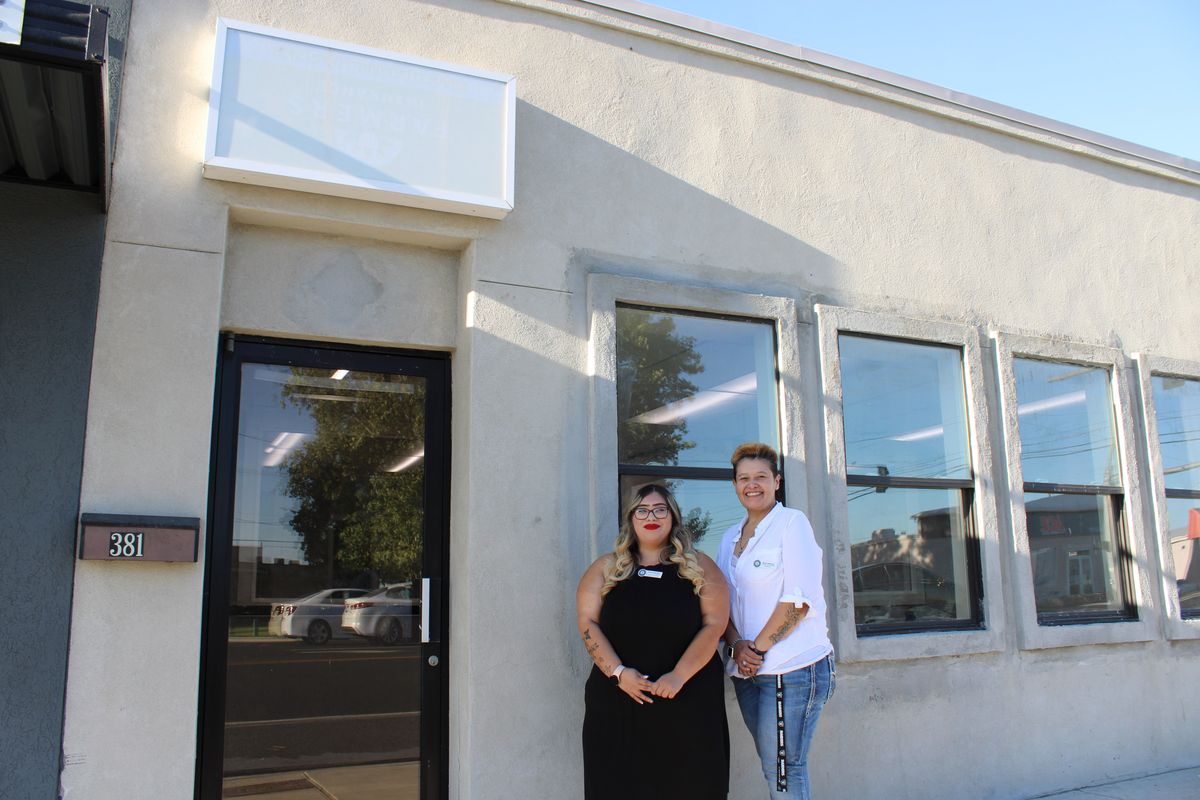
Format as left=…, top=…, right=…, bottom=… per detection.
left=224, top=638, right=421, bottom=775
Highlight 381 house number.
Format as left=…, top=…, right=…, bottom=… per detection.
left=79, top=515, right=199, bottom=562
left=108, top=531, right=145, bottom=558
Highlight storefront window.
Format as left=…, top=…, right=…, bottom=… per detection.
left=1014, top=358, right=1133, bottom=622
left=615, top=305, right=780, bottom=556
left=838, top=335, right=981, bottom=634
left=1150, top=375, right=1200, bottom=617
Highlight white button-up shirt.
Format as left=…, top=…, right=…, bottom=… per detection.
left=717, top=502, right=832, bottom=676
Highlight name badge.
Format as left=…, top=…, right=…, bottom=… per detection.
left=637, top=568, right=663, bottom=579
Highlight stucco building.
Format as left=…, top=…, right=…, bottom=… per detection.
left=3, top=1, right=1199, bottom=798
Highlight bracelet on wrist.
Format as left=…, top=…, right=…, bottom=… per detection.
left=748, top=644, right=767, bottom=658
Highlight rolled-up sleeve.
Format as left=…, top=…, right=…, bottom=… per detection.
left=778, top=510, right=823, bottom=609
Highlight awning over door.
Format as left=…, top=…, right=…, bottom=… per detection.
left=0, top=0, right=109, bottom=202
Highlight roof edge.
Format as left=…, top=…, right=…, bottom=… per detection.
left=571, top=0, right=1200, bottom=181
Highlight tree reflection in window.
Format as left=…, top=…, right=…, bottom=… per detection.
left=615, top=305, right=780, bottom=555
left=616, top=309, right=703, bottom=466
left=280, top=368, right=427, bottom=590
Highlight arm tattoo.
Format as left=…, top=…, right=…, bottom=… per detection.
left=581, top=628, right=610, bottom=672
left=768, top=606, right=806, bottom=646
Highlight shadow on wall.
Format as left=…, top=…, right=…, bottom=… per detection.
left=508, top=99, right=839, bottom=299
left=456, top=96, right=835, bottom=798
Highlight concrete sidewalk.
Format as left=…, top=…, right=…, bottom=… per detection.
left=222, top=763, right=1200, bottom=798
left=1030, top=766, right=1200, bottom=799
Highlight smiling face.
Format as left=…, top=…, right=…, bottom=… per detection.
left=630, top=490, right=674, bottom=554
left=733, top=457, right=781, bottom=515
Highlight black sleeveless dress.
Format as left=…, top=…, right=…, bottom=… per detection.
left=582, top=562, right=729, bottom=799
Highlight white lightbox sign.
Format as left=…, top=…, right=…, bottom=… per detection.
left=204, top=19, right=515, bottom=218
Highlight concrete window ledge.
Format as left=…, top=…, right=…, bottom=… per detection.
left=1133, top=352, right=1200, bottom=642
left=993, top=332, right=1160, bottom=651
left=816, top=305, right=1006, bottom=662
left=584, top=270, right=810, bottom=563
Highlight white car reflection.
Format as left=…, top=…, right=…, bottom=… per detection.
left=268, top=588, right=369, bottom=644
left=341, top=583, right=419, bottom=645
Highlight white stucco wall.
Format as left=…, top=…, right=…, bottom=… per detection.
left=62, top=1, right=1200, bottom=799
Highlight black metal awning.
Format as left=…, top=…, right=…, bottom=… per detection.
left=0, top=0, right=110, bottom=202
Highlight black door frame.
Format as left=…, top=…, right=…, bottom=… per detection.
left=196, top=334, right=451, bottom=799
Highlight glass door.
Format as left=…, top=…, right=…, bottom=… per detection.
left=200, top=337, right=449, bottom=800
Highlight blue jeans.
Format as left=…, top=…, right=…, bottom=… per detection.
left=733, top=654, right=835, bottom=800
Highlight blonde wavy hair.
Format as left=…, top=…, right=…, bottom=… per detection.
left=600, top=483, right=705, bottom=597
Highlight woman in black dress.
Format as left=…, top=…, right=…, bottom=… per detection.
left=576, top=483, right=730, bottom=799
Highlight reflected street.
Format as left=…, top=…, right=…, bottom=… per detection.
left=224, top=638, right=421, bottom=775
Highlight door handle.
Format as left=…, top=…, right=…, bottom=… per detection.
left=421, top=577, right=431, bottom=644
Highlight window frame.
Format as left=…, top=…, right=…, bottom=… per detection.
left=993, top=332, right=1158, bottom=650
left=1133, top=353, right=1200, bottom=640
left=614, top=302, right=785, bottom=550
left=587, top=274, right=810, bottom=572
left=817, top=306, right=1006, bottom=661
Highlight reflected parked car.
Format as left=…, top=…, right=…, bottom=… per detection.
left=341, top=583, right=419, bottom=645
left=269, top=588, right=369, bottom=644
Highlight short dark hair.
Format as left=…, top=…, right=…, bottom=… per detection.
left=730, top=442, right=779, bottom=476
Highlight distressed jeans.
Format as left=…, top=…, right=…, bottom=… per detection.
left=733, top=653, right=835, bottom=800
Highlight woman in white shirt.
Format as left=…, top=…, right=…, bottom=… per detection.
left=718, top=443, right=835, bottom=800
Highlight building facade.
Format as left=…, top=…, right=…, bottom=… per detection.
left=6, top=0, right=1200, bottom=798
left=1, top=2, right=131, bottom=798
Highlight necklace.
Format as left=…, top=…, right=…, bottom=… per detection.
left=733, top=522, right=756, bottom=557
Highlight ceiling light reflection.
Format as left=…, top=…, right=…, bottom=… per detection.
left=887, top=390, right=1087, bottom=443
left=633, top=373, right=757, bottom=425
left=386, top=448, right=425, bottom=473
left=263, top=432, right=308, bottom=467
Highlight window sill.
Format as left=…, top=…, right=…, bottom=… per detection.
left=1016, top=613, right=1157, bottom=650
left=835, top=623, right=1004, bottom=663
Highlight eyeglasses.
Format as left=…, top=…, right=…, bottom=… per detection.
left=632, top=506, right=671, bottom=520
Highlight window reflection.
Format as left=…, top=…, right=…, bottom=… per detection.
left=1024, top=492, right=1124, bottom=616
left=616, top=306, right=778, bottom=469
left=847, top=487, right=973, bottom=628
left=838, top=333, right=981, bottom=634
left=1152, top=375, right=1200, bottom=492
left=619, top=475, right=745, bottom=559
left=1152, top=375, right=1200, bottom=616
left=1165, top=498, right=1200, bottom=614
left=838, top=335, right=970, bottom=480
left=1013, top=359, right=1120, bottom=487
left=224, top=364, right=426, bottom=795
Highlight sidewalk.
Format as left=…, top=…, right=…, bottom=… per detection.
left=1030, top=766, right=1200, bottom=799
left=222, top=763, right=1200, bottom=798
left=222, top=763, right=416, bottom=798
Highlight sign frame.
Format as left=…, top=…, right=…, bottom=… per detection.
left=78, top=513, right=201, bottom=562
left=203, top=18, right=517, bottom=219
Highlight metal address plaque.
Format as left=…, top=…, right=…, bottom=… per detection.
left=79, top=514, right=200, bottom=562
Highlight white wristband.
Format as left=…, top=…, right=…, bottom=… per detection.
left=611, top=664, right=626, bottom=681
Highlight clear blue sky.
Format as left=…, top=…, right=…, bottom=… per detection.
left=647, top=0, right=1199, bottom=163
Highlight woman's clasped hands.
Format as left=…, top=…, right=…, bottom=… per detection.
left=731, top=639, right=764, bottom=677
left=615, top=668, right=689, bottom=702
left=615, top=667, right=655, bottom=705
left=649, top=671, right=685, bottom=699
